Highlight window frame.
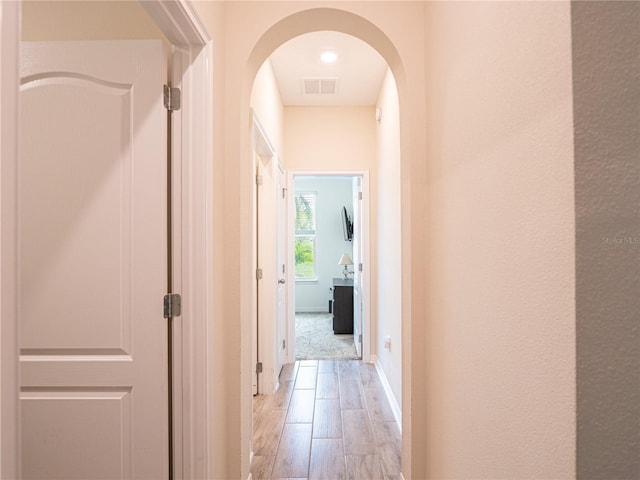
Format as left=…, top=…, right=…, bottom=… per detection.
left=294, top=192, right=317, bottom=281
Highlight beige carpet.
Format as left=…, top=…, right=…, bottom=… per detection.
left=295, top=313, right=359, bottom=360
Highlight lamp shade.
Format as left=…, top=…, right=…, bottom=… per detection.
left=338, top=253, right=353, bottom=266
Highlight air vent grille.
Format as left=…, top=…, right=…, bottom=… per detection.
left=302, top=77, right=338, bottom=95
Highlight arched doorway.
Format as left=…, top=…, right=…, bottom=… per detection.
left=241, top=7, right=416, bottom=479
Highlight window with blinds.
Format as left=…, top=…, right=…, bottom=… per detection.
left=295, top=193, right=316, bottom=279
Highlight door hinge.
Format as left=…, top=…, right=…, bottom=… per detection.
left=256, top=268, right=263, bottom=280
left=359, top=263, right=363, bottom=272
left=282, top=187, right=287, bottom=198
left=256, top=362, right=263, bottom=374
left=256, top=174, right=263, bottom=186
left=358, top=191, right=363, bottom=200
left=163, top=85, right=181, bottom=111
left=359, top=334, right=362, bottom=343
left=282, top=339, right=286, bottom=350
left=163, top=293, right=182, bottom=318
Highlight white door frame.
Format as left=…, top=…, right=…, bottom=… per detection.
left=252, top=112, right=281, bottom=395
left=287, top=169, right=372, bottom=364
left=0, top=2, right=214, bottom=478
left=0, top=2, right=21, bottom=477
left=141, top=4, right=214, bottom=477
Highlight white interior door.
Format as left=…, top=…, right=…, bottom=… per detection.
left=253, top=154, right=260, bottom=395
left=276, top=163, right=287, bottom=376
left=352, top=177, right=363, bottom=357
left=19, top=41, right=169, bottom=479
left=256, top=152, right=278, bottom=394
left=254, top=114, right=280, bottom=395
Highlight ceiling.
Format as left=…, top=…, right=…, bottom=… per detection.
left=269, top=31, right=388, bottom=106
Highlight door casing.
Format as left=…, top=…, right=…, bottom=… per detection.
left=286, top=170, right=371, bottom=364
left=253, top=112, right=282, bottom=396
left=1, top=2, right=21, bottom=478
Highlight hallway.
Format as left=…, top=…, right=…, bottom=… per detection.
left=251, top=360, right=401, bottom=479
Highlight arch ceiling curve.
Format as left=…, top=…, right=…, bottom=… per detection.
left=246, top=7, right=406, bottom=95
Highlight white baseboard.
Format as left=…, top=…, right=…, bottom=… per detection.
left=373, top=357, right=402, bottom=432
left=295, top=307, right=330, bottom=313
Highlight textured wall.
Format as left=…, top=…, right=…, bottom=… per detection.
left=251, top=60, right=284, bottom=160
left=573, top=3, right=640, bottom=479
left=21, top=1, right=164, bottom=40
left=423, top=2, right=576, bottom=477
left=375, top=68, right=402, bottom=406
left=284, top=107, right=376, bottom=171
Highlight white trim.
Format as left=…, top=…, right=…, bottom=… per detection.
left=132, top=3, right=215, bottom=478
left=374, top=356, right=402, bottom=431
left=295, top=307, right=329, bottom=313
left=253, top=112, right=280, bottom=396
left=248, top=443, right=255, bottom=480
left=172, top=41, right=214, bottom=480
left=253, top=112, right=276, bottom=157
left=0, top=2, right=20, bottom=478
left=140, top=0, right=209, bottom=48
left=287, top=169, right=371, bottom=363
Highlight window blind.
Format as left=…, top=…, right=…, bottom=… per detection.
left=295, top=193, right=315, bottom=234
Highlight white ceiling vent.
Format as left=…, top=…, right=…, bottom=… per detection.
left=302, top=77, right=339, bottom=95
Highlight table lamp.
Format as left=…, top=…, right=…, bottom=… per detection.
left=338, top=253, right=354, bottom=279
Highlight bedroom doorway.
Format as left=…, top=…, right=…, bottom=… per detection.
left=288, top=173, right=370, bottom=361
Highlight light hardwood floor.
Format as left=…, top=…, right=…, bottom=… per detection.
left=252, top=360, right=401, bottom=480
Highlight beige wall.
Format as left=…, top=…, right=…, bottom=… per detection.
left=193, top=2, right=577, bottom=479
left=192, top=2, right=229, bottom=477
left=284, top=106, right=376, bottom=171
left=251, top=60, right=284, bottom=158
left=423, top=2, right=575, bottom=478
left=375, top=68, right=402, bottom=407
left=21, top=1, right=164, bottom=40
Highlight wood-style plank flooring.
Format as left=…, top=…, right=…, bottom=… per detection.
left=252, top=360, right=401, bottom=480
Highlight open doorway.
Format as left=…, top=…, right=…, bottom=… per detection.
left=291, top=174, right=369, bottom=361
left=251, top=27, right=400, bottom=395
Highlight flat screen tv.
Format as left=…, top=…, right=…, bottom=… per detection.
left=342, top=206, right=353, bottom=241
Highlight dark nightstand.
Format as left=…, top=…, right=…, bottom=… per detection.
left=332, top=278, right=353, bottom=334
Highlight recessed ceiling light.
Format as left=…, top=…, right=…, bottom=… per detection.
left=320, top=51, right=338, bottom=63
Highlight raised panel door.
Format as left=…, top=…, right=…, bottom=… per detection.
left=19, top=41, right=168, bottom=479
